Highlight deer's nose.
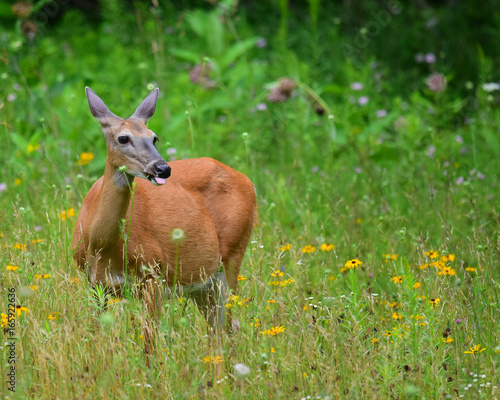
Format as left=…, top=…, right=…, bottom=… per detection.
left=155, top=163, right=171, bottom=179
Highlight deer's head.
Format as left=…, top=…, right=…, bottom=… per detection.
left=85, top=87, right=171, bottom=186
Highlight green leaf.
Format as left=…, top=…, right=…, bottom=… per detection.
left=169, top=48, right=201, bottom=64
left=219, top=37, right=259, bottom=70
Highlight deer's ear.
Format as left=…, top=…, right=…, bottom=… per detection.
left=130, top=88, right=159, bottom=124
left=85, top=87, right=119, bottom=122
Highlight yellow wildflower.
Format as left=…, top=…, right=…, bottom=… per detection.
left=392, top=312, right=402, bottom=320
left=271, top=270, right=284, bottom=277
left=203, top=356, right=223, bottom=364
left=391, top=276, right=403, bottom=284
left=14, top=178, right=22, bottom=186
left=29, top=285, right=38, bottom=291
left=442, top=336, right=453, bottom=343
left=429, top=298, right=440, bottom=306
left=13, top=243, right=26, bottom=250
left=77, top=152, right=94, bottom=166
left=27, top=144, right=40, bottom=153
left=440, top=254, right=455, bottom=263
left=15, top=306, right=29, bottom=317
left=320, top=243, right=335, bottom=252
left=413, top=282, right=421, bottom=289
left=60, top=208, right=75, bottom=221
left=438, top=266, right=456, bottom=276
left=302, top=245, right=316, bottom=253
left=356, top=218, right=362, bottom=224
left=383, top=254, right=398, bottom=261
left=344, top=259, right=362, bottom=269
left=6, top=265, right=19, bottom=271
left=1, top=313, right=8, bottom=327
left=464, top=344, right=486, bottom=355
left=48, top=313, right=60, bottom=320
left=280, top=244, right=291, bottom=251
left=261, top=326, right=285, bottom=336
left=465, top=267, right=476, bottom=272
left=425, top=250, right=439, bottom=259
left=69, top=277, right=79, bottom=284
left=237, top=275, right=247, bottom=281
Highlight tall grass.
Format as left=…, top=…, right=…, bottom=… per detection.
left=1, top=2, right=499, bottom=399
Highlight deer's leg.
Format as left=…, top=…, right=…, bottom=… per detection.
left=221, top=251, right=247, bottom=333
left=142, top=276, right=162, bottom=355
left=189, top=269, right=228, bottom=375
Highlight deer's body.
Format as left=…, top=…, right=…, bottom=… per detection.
left=72, top=87, right=256, bottom=338
left=73, top=157, right=256, bottom=291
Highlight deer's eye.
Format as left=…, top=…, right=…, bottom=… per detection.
left=153, top=136, right=159, bottom=145
left=118, top=136, right=130, bottom=144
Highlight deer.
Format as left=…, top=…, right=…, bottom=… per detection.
left=72, top=87, right=257, bottom=352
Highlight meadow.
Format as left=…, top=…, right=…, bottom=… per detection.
left=1, top=1, right=500, bottom=399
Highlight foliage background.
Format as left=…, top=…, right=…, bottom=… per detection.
left=1, top=0, right=499, bottom=399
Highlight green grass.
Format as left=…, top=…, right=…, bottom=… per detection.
left=1, top=3, right=500, bottom=399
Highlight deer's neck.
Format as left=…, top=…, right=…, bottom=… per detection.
left=88, top=162, right=135, bottom=251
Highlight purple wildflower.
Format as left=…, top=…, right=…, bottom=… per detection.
left=256, top=103, right=267, bottom=111
left=456, top=176, right=464, bottom=186
left=256, top=38, right=267, bottom=48
left=425, top=53, right=436, bottom=64
left=351, top=82, right=364, bottom=91
left=427, top=145, right=436, bottom=159
left=426, top=73, right=446, bottom=92
left=358, top=96, right=369, bottom=106
left=376, top=109, right=387, bottom=118
left=0, top=183, right=6, bottom=192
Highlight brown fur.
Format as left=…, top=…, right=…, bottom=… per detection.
left=72, top=157, right=257, bottom=291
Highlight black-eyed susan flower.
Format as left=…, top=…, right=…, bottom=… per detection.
left=280, top=244, right=291, bottom=251
left=383, top=254, right=398, bottom=262
left=438, top=266, right=456, bottom=276
left=413, top=282, right=421, bottom=289
left=345, top=259, right=362, bottom=269
left=425, top=250, right=439, bottom=259
left=320, top=243, right=335, bottom=252
left=77, top=152, right=94, bottom=166
left=302, top=245, right=316, bottom=253
left=391, top=276, right=403, bottom=284
left=250, top=318, right=260, bottom=327
left=429, top=298, right=440, bottom=306
left=440, top=254, right=455, bottom=263
left=15, top=305, right=29, bottom=317
left=237, top=275, right=247, bottom=281
left=29, top=285, right=38, bottom=291
left=419, top=263, right=429, bottom=270
left=271, top=270, right=284, bottom=277
left=392, top=312, right=402, bottom=320
left=388, top=301, right=398, bottom=308
left=30, top=239, right=44, bottom=244
left=13, top=243, right=26, bottom=250
left=465, top=267, right=476, bottom=272
left=48, top=313, right=60, bottom=320
left=464, top=344, right=486, bottom=355
left=1, top=313, right=8, bottom=327
left=442, top=336, right=453, bottom=343
left=35, top=274, right=51, bottom=280
left=371, top=338, right=379, bottom=343
left=70, top=277, right=79, bottom=284
left=6, top=265, right=19, bottom=271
